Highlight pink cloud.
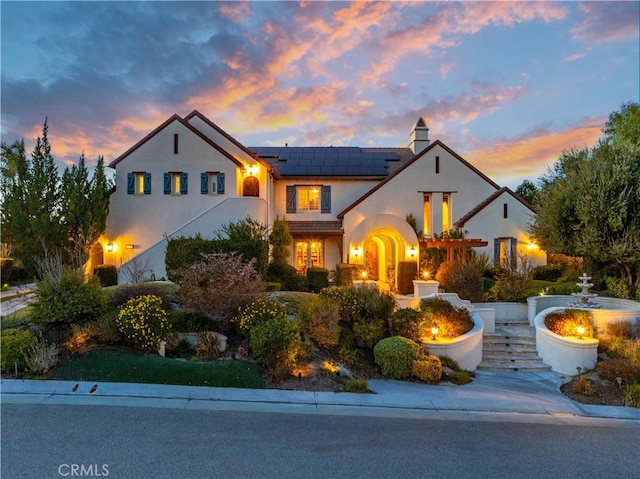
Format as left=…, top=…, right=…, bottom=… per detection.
left=572, top=2, right=639, bottom=44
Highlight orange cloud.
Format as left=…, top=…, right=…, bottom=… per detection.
left=462, top=118, right=605, bottom=183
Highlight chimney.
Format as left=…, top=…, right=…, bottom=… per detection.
left=409, top=117, right=430, bottom=154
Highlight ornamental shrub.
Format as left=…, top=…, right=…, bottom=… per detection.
left=605, top=277, right=632, bottom=299
left=307, top=267, right=329, bottom=293
left=623, top=383, right=640, bottom=408
left=373, top=336, right=421, bottom=379
left=345, top=378, right=369, bottom=393
left=320, top=286, right=363, bottom=326
left=533, top=265, right=563, bottom=281
left=572, top=377, right=594, bottom=396
left=31, top=270, right=107, bottom=325
left=235, top=299, right=288, bottom=335
left=298, top=296, right=341, bottom=349
left=167, top=310, right=211, bottom=333
left=116, top=295, right=170, bottom=352
left=335, top=263, right=359, bottom=286
left=109, top=283, right=176, bottom=312
left=172, top=252, right=266, bottom=333
left=419, top=297, right=474, bottom=338
left=447, top=371, right=472, bottom=385
left=596, top=358, right=640, bottom=384
left=390, top=308, right=424, bottom=342
left=249, top=316, right=300, bottom=368
left=412, top=355, right=442, bottom=383
left=1, top=329, right=39, bottom=372
left=436, top=261, right=483, bottom=302
left=544, top=309, right=594, bottom=338
left=93, top=264, right=118, bottom=287
left=352, top=317, right=387, bottom=349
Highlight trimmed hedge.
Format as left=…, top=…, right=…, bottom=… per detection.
left=94, top=264, right=118, bottom=287
left=165, top=235, right=268, bottom=280
left=307, top=267, right=329, bottom=293
left=373, top=336, right=421, bottom=379
left=335, top=263, right=359, bottom=286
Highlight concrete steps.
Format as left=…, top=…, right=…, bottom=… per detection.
left=478, top=320, right=551, bottom=372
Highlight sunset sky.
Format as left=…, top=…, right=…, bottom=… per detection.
left=1, top=1, right=638, bottom=188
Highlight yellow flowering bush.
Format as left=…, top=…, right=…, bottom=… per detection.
left=117, top=295, right=169, bottom=351
left=235, top=299, right=288, bottom=334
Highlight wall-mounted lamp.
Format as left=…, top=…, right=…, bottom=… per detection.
left=431, top=327, right=439, bottom=341
left=106, top=242, right=114, bottom=253
left=352, top=246, right=360, bottom=258
left=409, top=246, right=417, bottom=258
left=245, top=164, right=257, bottom=176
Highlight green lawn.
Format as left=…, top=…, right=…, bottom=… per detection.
left=49, top=348, right=266, bottom=389
left=1, top=306, right=33, bottom=330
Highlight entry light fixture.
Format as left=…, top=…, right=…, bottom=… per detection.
left=106, top=242, right=114, bottom=253
left=352, top=246, right=360, bottom=258
left=409, top=246, right=417, bottom=258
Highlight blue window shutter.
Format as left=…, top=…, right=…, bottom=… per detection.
left=493, top=238, right=500, bottom=266
left=127, top=173, right=134, bottom=194
left=321, top=185, right=331, bottom=213
left=217, top=172, right=225, bottom=194
left=201, top=173, right=208, bottom=194
left=144, top=172, right=151, bottom=194
left=181, top=172, right=188, bottom=194
left=164, top=173, right=171, bottom=194
left=286, top=186, right=296, bottom=213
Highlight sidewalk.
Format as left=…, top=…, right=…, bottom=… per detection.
left=2, top=371, right=639, bottom=423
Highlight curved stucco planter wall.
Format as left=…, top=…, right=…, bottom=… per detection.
left=422, top=313, right=484, bottom=371
left=528, top=295, right=640, bottom=328
left=535, top=307, right=599, bottom=375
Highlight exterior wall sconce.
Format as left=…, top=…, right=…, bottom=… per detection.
left=431, top=327, right=438, bottom=341
left=408, top=245, right=417, bottom=258
left=352, top=246, right=360, bottom=258
left=106, top=242, right=114, bottom=252
left=245, top=164, right=257, bottom=176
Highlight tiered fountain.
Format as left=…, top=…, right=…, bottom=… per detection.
left=568, top=272, right=601, bottom=309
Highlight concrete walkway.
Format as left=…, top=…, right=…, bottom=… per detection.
left=0, top=284, right=36, bottom=317
left=2, top=371, right=639, bottom=423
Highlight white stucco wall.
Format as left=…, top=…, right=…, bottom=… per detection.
left=461, top=191, right=546, bottom=266
left=342, top=144, right=499, bottom=240
left=103, top=118, right=271, bottom=282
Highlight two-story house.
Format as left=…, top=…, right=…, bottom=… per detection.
left=96, top=111, right=545, bottom=285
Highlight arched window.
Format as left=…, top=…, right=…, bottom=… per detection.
left=242, top=176, right=259, bottom=197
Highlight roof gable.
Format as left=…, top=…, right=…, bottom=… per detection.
left=185, top=110, right=275, bottom=176
left=109, top=113, right=243, bottom=168
left=337, top=140, right=501, bottom=219
left=455, top=187, right=536, bottom=227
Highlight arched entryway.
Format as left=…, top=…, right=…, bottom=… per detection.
left=348, top=214, right=419, bottom=290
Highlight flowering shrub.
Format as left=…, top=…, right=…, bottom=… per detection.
left=298, top=296, right=341, bottom=349
left=235, top=299, right=288, bottom=334
left=249, top=316, right=300, bottom=369
left=319, top=286, right=363, bottom=326
left=117, top=295, right=169, bottom=351
left=544, top=309, right=594, bottom=338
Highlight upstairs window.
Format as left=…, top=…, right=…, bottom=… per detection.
left=442, top=193, right=451, bottom=231
left=164, top=172, right=188, bottom=195
left=201, top=172, right=225, bottom=195
left=127, top=172, right=151, bottom=195
left=286, top=185, right=331, bottom=213
left=298, top=186, right=320, bottom=211
left=423, top=193, right=431, bottom=236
